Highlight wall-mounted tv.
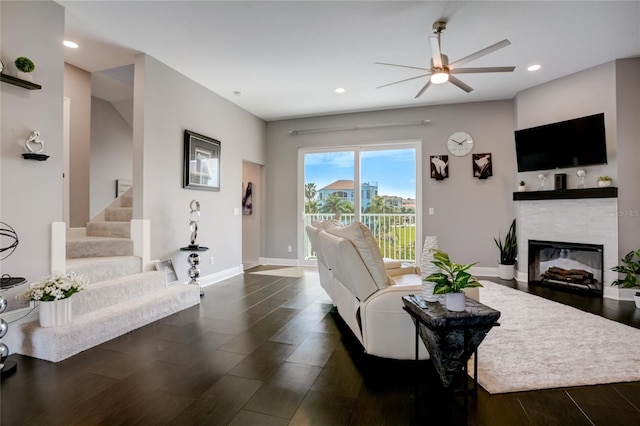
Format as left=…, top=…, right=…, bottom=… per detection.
left=515, top=113, right=607, bottom=172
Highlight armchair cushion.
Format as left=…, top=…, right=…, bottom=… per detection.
left=325, top=221, right=389, bottom=289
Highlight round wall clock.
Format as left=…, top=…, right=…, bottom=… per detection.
left=447, top=131, right=474, bottom=157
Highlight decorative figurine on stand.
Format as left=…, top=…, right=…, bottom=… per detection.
left=180, top=200, right=208, bottom=297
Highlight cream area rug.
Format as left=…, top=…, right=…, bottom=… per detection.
left=471, top=280, right=640, bottom=394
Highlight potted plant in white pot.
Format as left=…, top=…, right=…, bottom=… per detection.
left=611, top=248, right=640, bottom=308
left=598, top=176, right=613, bottom=188
left=18, top=271, right=87, bottom=327
left=517, top=181, right=526, bottom=192
left=494, top=219, right=517, bottom=280
left=14, top=56, right=35, bottom=82
left=424, top=249, right=483, bottom=312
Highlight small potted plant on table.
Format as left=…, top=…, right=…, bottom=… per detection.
left=424, top=249, right=483, bottom=312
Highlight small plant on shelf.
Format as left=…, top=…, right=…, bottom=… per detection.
left=14, top=57, right=35, bottom=73
left=598, top=176, right=613, bottom=187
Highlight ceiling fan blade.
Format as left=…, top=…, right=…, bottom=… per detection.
left=451, top=66, right=516, bottom=74
left=374, top=62, right=430, bottom=71
left=414, top=80, right=432, bottom=98
left=448, top=39, right=511, bottom=69
left=428, top=36, right=443, bottom=68
left=376, top=74, right=431, bottom=89
left=448, top=75, right=474, bottom=93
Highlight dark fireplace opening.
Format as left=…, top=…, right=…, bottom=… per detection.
left=528, top=240, right=604, bottom=297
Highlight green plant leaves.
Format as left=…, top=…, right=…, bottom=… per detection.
left=423, top=249, right=482, bottom=294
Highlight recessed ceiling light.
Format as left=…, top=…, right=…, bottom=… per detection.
left=335, top=87, right=346, bottom=94
left=63, top=40, right=79, bottom=49
left=527, top=64, right=542, bottom=72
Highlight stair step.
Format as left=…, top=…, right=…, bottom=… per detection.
left=86, top=221, right=130, bottom=238
left=120, top=195, right=133, bottom=208
left=16, top=282, right=200, bottom=362
left=105, top=207, right=133, bottom=222
left=67, top=236, right=133, bottom=258
left=72, top=271, right=167, bottom=316
left=66, top=256, right=142, bottom=284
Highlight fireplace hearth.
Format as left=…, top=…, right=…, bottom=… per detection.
left=528, top=240, right=604, bottom=296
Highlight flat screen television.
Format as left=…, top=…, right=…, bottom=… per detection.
left=514, top=113, right=607, bottom=172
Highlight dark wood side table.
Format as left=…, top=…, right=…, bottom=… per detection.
left=402, top=294, right=500, bottom=393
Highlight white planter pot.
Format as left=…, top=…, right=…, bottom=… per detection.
left=598, top=180, right=611, bottom=188
left=15, top=71, right=33, bottom=82
left=517, top=185, right=526, bottom=192
left=634, top=294, right=640, bottom=309
left=39, top=298, right=72, bottom=327
left=445, top=292, right=466, bottom=312
left=498, top=263, right=515, bottom=280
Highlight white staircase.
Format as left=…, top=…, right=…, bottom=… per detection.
left=12, top=191, right=200, bottom=362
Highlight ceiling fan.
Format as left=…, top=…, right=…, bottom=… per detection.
left=376, top=20, right=515, bottom=98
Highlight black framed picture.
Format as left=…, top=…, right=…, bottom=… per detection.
left=183, top=130, right=220, bottom=191
left=473, top=153, right=493, bottom=179
left=430, top=155, right=449, bottom=180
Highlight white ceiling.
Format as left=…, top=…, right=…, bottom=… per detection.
left=58, top=1, right=640, bottom=122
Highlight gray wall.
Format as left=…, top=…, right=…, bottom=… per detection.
left=615, top=58, right=640, bottom=256
left=63, top=63, right=91, bottom=227
left=90, top=97, right=133, bottom=217
left=514, top=59, right=640, bottom=260
left=1, top=0, right=64, bottom=307
left=514, top=62, right=618, bottom=187
left=265, top=100, right=516, bottom=267
left=134, top=54, right=266, bottom=280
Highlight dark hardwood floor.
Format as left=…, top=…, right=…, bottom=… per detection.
left=2, top=267, right=639, bottom=425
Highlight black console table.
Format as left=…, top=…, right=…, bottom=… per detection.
left=0, top=277, right=26, bottom=378
left=402, top=294, right=500, bottom=393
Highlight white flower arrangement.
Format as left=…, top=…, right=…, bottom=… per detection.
left=18, top=272, right=87, bottom=302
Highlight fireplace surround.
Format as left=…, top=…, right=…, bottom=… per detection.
left=515, top=188, right=620, bottom=299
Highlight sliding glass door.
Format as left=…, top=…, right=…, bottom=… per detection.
left=301, top=143, right=420, bottom=264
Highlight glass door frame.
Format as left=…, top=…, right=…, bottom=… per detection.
left=298, top=140, right=422, bottom=267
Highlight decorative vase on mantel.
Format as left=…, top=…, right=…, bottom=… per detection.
left=39, top=298, right=72, bottom=327
left=420, top=236, right=440, bottom=302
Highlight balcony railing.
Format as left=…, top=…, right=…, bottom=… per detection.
left=304, top=213, right=416, bottom=262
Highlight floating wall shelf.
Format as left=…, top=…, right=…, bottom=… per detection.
left=0, top=74, right=42, bottom=90
left=513, top=187, right=617, bottom=201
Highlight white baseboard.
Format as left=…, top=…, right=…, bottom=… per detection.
left=200, top=265, right=244, bottom=288
left=258, top=257, right=300, bottom=266
left=469, top=266, right=499, bottom=277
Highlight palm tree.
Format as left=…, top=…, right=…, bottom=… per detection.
left=321, top=193, right=348, bottom=214
left=304, top=183, right=317, bottom=204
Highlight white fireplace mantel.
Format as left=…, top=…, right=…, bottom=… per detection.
left=515, top=189, right=621, bottom=300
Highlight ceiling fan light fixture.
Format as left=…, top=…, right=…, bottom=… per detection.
left=430, top=70, right=449, bottom=84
